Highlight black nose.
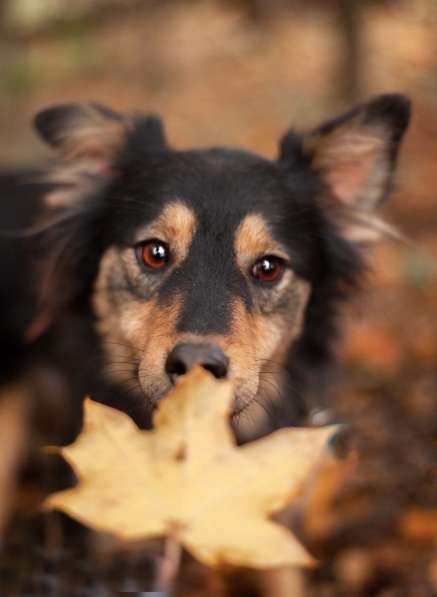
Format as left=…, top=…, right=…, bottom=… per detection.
left=165, top=342, right=229, bottom=384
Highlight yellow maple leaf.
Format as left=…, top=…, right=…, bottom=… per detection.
left=45, top=367, right=335, bottom=568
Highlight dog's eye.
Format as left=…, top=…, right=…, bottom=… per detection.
left=251, top=256, right=284, bottom=283
left=137, top=240, right=169, bottom=271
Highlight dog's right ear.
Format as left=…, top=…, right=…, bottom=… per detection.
left=34, top=102, right=167, bottom=163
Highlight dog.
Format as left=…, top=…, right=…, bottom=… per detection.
left=0, top=94, right=410, bottom=444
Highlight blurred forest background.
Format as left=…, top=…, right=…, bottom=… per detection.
left=0, top=1, right=436, bottom=595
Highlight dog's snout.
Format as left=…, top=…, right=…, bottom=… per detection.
left=165, top=342, right=229, bottom=383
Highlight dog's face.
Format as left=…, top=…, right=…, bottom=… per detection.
left=92, top=149, right=314, bottom=425
left=33, top=95, right=410, bottom=438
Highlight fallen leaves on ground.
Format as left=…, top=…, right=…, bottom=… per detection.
left=45, top=367, right=335, bottom=569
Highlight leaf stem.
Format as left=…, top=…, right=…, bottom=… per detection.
left=154, top=536, right=182, bottom=593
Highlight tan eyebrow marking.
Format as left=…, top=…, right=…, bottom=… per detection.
left=234, top=213, right=289, bottom=270
left=135, top=201, right=197, bottom=264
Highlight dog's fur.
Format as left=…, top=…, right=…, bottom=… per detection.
left=0, top=94, right=410, bottom=443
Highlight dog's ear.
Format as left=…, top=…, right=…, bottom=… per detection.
left=280, top=94, right=411, bottom=243
left=33, top=103, right=167, bottom=208
left=34, top=102, right=167, bottom=162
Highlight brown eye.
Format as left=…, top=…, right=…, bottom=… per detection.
left=251, top=256, right=284, bottom=283
left=138, top=240, right=169, bottom=270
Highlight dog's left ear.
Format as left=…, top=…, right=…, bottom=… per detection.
left=280, top=94, right=411, bottom=243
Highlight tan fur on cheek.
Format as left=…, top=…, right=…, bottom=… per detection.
left=93, top=275, right=183, bottom=399
left=233, top=281, right=311, bottom=439
left=138, top=295, right=184, bottom=401
left=92, top=247, right=156, bottom=390
left=219, top=281, right=309, bottom=407
left=220, top=299, right=258, bottom=400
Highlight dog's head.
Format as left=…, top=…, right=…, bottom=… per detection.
left=32, top=95, right=410, bottom=439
